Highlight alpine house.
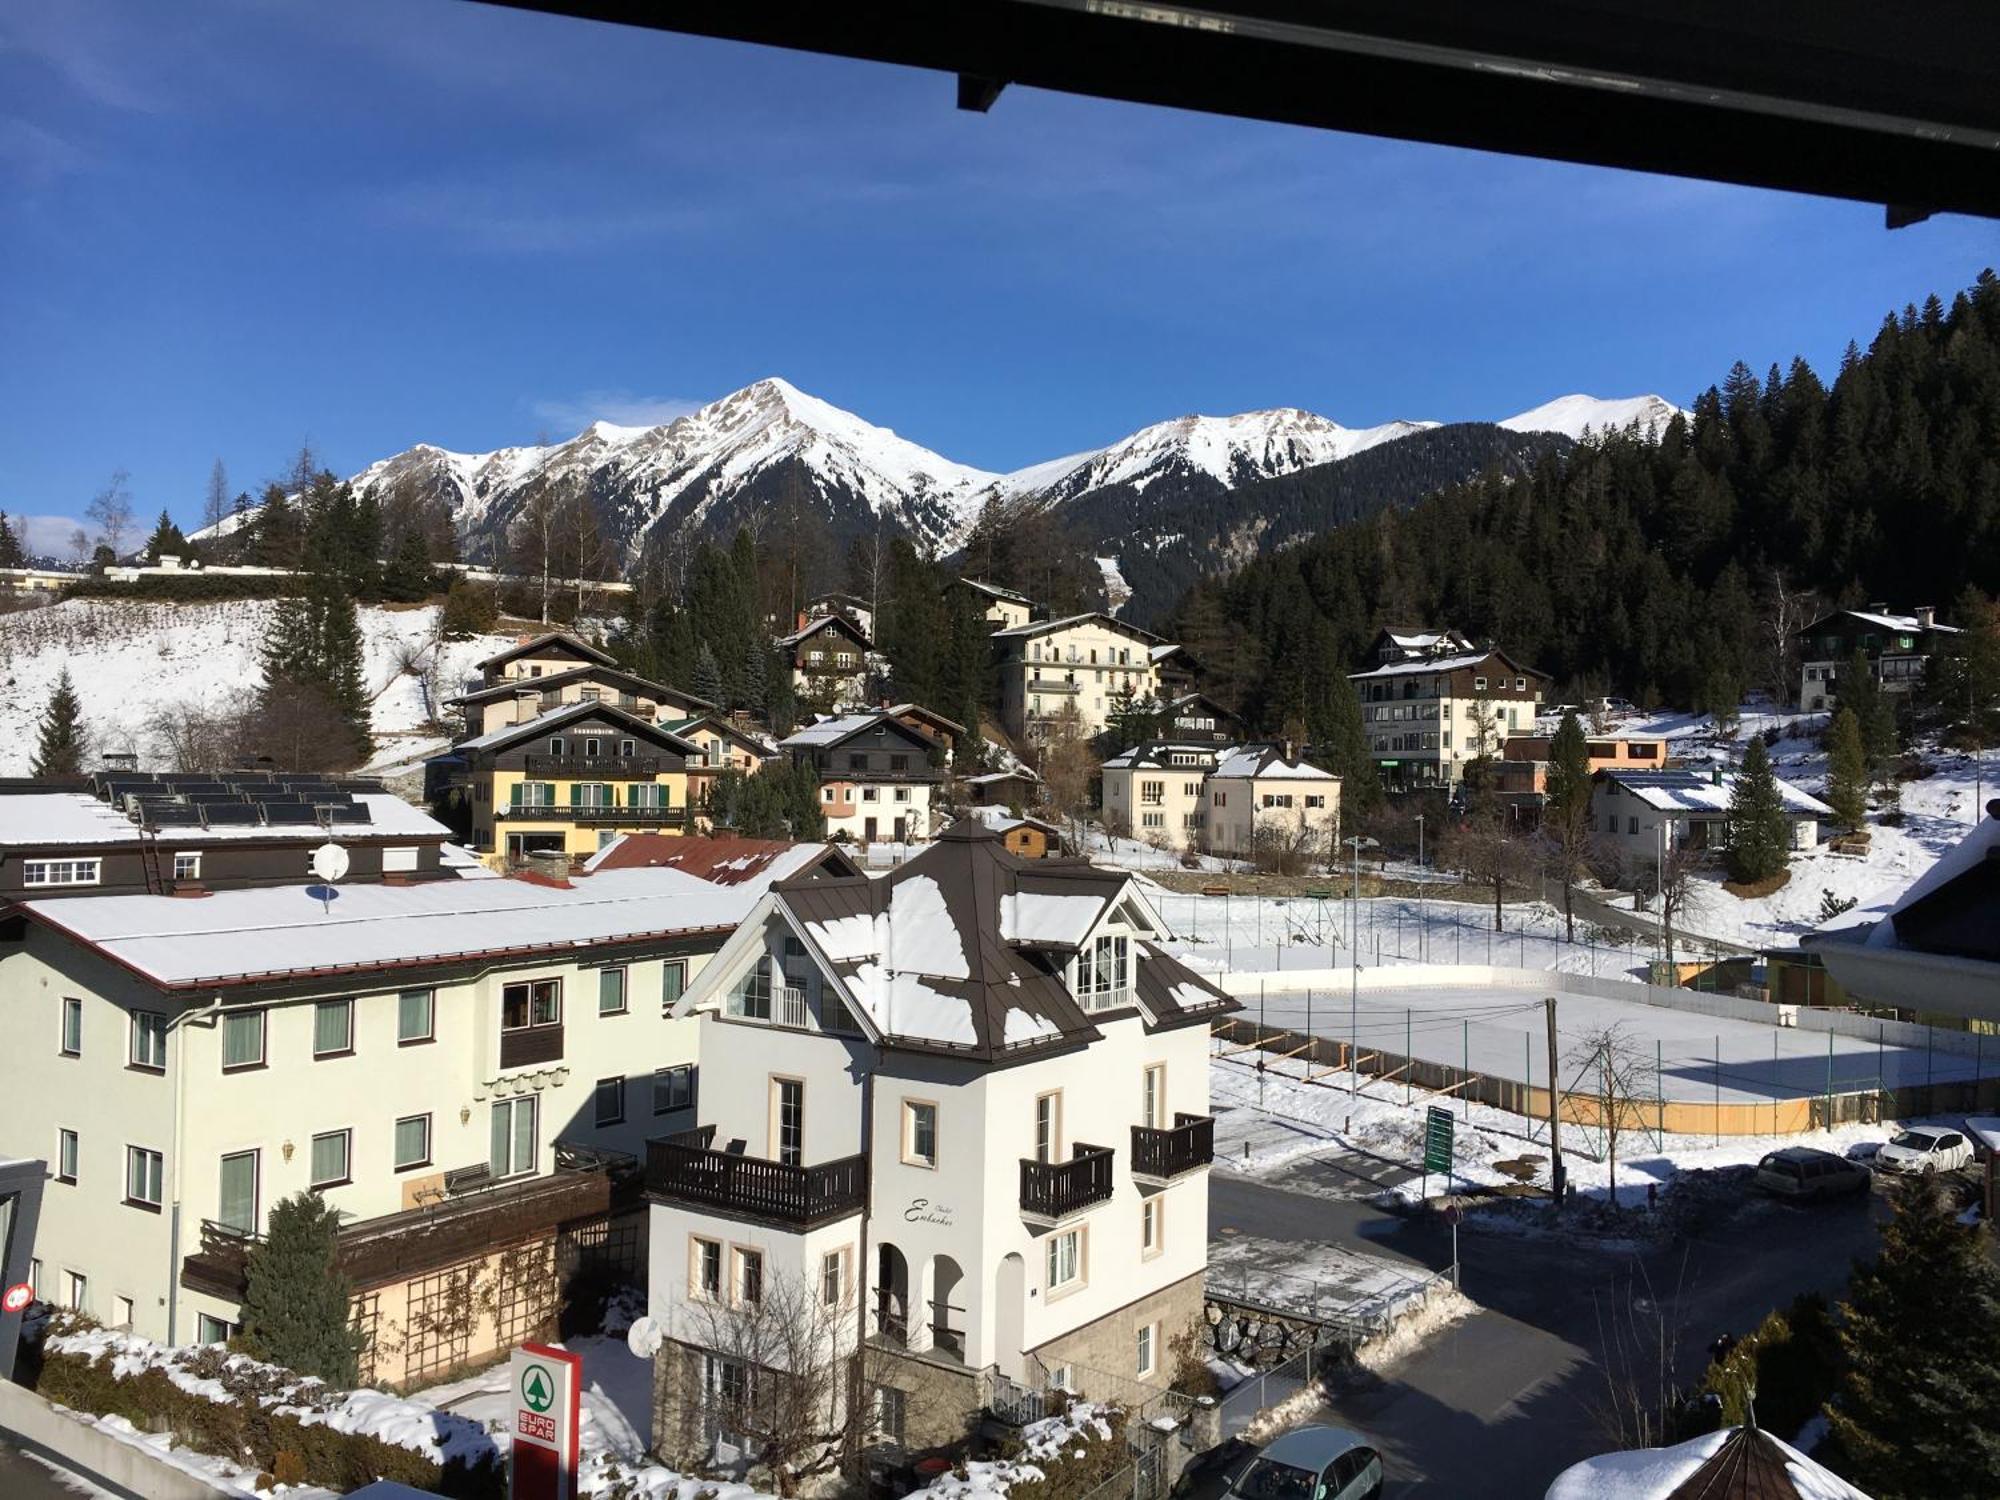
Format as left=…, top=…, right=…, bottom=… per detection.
left=644, top=822, right=1237, bottom=1467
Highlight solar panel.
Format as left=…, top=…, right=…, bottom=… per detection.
left=101, top=778, right=163, bottom=801
left=257, top=801, right=317, bottom=824
left=187, top=791, right=250, bottom=806
left=140, top=804, right=205, bottom=829
left=318, top=803, right=372, bottom=825
left=174, top=783, right=234, bottom=797
left=198, top=804, right=263, bottom=827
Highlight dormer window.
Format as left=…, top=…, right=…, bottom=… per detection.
left=584, top=737, right=602, bottom=757
left=1075, top=934, right=1130, bottom=1012
left=548, top=737, right=565, bottom=755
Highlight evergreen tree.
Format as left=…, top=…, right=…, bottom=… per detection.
left=1311, top=676, right=1381, bottom=814
left=1824, top=707, right=1869, bottom=828
left=0, top=511, right=25, bottom=567
left=142, top=508, right=188, bottom=563
left=238, top=1192, right=364, bottom=1386
left=31, top=669, right=89, bottom=777
left=439, top=578, right=498, bottom=641
left=1837, top=647, right=1896, bottom=782
left=379, top=524, right=436, bottom=603
left=259, top=573, right=372, bottom=760
left=1825, top=1175, right=2000, bottom=1498
left=1544, top=709, right=1595, bottom=939
left=691, top=643, right=724, bottom=707
left=1723, top=736, right=1791, bottom=883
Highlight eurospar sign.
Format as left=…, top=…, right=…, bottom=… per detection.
left=509, top=1343, right=582, bottom=1500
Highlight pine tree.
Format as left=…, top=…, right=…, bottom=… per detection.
left=692, top=643, right=724, bottom=707
left=0, top=511, right=25, bottom=568
left=1824, top=707, right=1869, bottom=828
left=31, top=670, right=88, bottom=777
left=143, top=508, right=188, bottom=563
left=238, top=1193, right=364, bottom=1386
left=259, top=573, right=372, bottom=760
left=1825, top=1175, right=2000, bottom=1498
left=1837, top=647, right=1896, bottom=782
left=1312, top=677, right=1381, bottom=813
left=1544, top=709, right=1594, bottom=939
left=379, top=524, right=436, bottom=603
left=1723, top=736, right=1791, bottom=883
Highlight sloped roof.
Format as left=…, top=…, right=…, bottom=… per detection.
left=456, top=699, right=699, bottom=755
left=774, top=823, right=1232, bottom=1060
left=584, top=833, right=859, bottom=882
left=658, top=714, right=776, bottom=757
left=447, top=664, right=715, bottom=712
left=779, top=711, right=935, bottom=753
left=1212, top=744, right=1338, bottom=781
left=1348, top=648, right=1549, bottom=682
left=1797, top=607, right=1960, bottom=638
left=777, top=613, right=872, bottom=649
left=1546, top=1425, right=1870, bottom=1500
left=473, top=632, right=617, bottom=672
left=1102, top=741, right=1227, bottom=771
left=992, top=611, right=1166, bottom=644
left=881, top=702, right=968, bottom=737
left=1596, top=767, right=1833, bottom=819
left=958, top=577, right=1034, bottom=605
left=965, top=766, right=1042, bottom=786
left=0, top=791, right=448, bottom=848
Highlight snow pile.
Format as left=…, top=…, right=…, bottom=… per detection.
left=916, top=1402, right=1120, bottom=1498
left=0, top=597, right=516, bottom=775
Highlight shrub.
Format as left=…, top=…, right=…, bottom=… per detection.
left=1692, top=1293, right=1840, bottom=1438
left=62, top=574, right=302, bottom=603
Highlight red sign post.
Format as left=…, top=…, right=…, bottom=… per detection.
left=509, top=1343, right=582, bottom=1500
left=1, top=1283, right=32, bottom=1315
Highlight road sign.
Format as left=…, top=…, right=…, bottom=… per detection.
left=509, top=1343, right=582, bottom=1500
left=1423, top=1106, right=1455, bottom=1174
left=1, top=1283, right=32, bottom=1315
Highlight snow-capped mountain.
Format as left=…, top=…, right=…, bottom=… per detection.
left=983, top=408, right=1439, bottom=510
left=1499, top=393, right=1685, bottom=441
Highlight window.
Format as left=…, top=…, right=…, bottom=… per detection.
left=130, top=1011, right=167, bottom=1071
left=490, top=1096, right=537, bottom=1178
left=1628, top=816, right=1640, bottom=835
left=125, top=1146, right=163, bottom=1210
left=619, top=738, right=636, bottom=757
left=652, top=1064, right=697, bottom=1114
left=502, top=978, right=562, bottom=1030
left=1141, top=1197, right=1163, bottom=1258
left=598, top=967, right=628, bottom=1016
left=196, top=1313, right=236, bottom=1345
left=583, top=737, right=601, bottom=757
left=890, top=753, right=909, bottom=772
left=56, top=1128, right=78, bottom=1183
left=1473, top=676, right=1487, bottom=691
left=24, top=859, right=101, bottom=888
left=511, top=781, right=557, bottom=809
left=661, top=960, right=687, bottom=1012
left=383, top=846, right=419, bottom=873
left=217, top=1151, right=258, bottom=1233
left=172, top=851, right=201, bottom=881
left=1045, top=1227, right=1083, bottom=1292
left=60, top=997, right=82, bottom=1056
left=398, top=988, right=435, bottom=1044
left=221, top=1009, right=265, bottom=1070
left=629, top=782, right=670, bottom=809
left=594, top=1076, right=627, bottom=1127
left=727, top=958, right=772, bottom=1021
left=1074, top=934, right=1130, bottom=1011
left=691, top=1237, right=724, bottom=1298
left=313, top=999, right=354, bottom=1058
left=821, top=1250, right=844, bottom=1308
left=903, top=1100, right=938, bottom=1168
left=66, top=1271, right=87, bottom=1312
left=873, top=1385, right=907, bottom=1445
left=848, top=753, right=868, bottom=771
left=309, top=1129, right=351, bottom=1189
left=734, top=1247, right=763, bottom=1305
left=1141, top=1064, right=1165, bottom=1130
left=1141, top=812, right=1164, bottom=829
left=1136, top=1321, right=1158, bottom=1377
left=773, top=1078, right=804, bottom=1166
left=821, top=786, right=835, bottom=803
left=394, top=1114, right=432, bottom=1170
left=861, top=786, right=878, bottom=802
left=1034, top=1092, right=1061, bottom=1165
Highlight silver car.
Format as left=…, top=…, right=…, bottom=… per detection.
left=1226, top=1426, right=1384, bottom=1500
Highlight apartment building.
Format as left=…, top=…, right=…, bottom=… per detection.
left=1795, top=604, right=1960, bottom=712
left=450, top=666, right=715, bottom=740
left=778, top=615, right=874, bottom=708
left=646, top=824, right=1235, bottom=1467
left=1202, top=746, right=1340, bottom=858
left=957, top=578, right=1035, bottom=632
left=462, top=703, right=697, bottom=862
left=1348, top=647, right=1550, bottom=790
left=1101, top=743, right=1223, bottom=848
left=474, top=632, right=621, bottom=685
left=1361, top=626, right=1474, bottom=668
left=994, top=614, right=1169, bottom=743
left=1157, top=692, right=1244, bottom=744
left=662, top=715, right=776, bottom=823
left=1494, top=729, right=1670, bottom=800
left=779, top=711, right=946, bottom=845
left=1591, top=766, right=1831, bottom=880
left=2, top=807, right=850, bottom=1384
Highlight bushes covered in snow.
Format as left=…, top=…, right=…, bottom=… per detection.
left=920, top=1402, right=1128, bottom=1499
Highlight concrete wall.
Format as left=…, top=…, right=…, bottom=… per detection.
left=0, top=1379, right=228, bottom=1499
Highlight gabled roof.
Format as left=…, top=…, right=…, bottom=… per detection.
left=447, top=664, right=715, bottom=712
left=473, top=632, right=617, bottom=673
left=1102, top=741, right=1227, bottom=771
left=965, top=766, right=1042, bottom=786
left=659, top=714, right=776, bottom=758
left=1796, top=607, right=1960, bottom=638
left=1212, top=744, right=1338, bottom=781
left=1594, top=766, right=1832, bottom=818
left=993, top=611, right=1166, bottom=645
left=1348, top=647, right=1550, bottom=683
left=1547, top=1425, right=1867, bottom=1500
left=1163, top=691, right=1237, bottom=718
left=457, top=699, right=700, bottom=756
left=958, top=577, right=1035, bottom=606
left=584, top=833, right=859, bottom=882
left=777, top=613, right=873, bottom=649
left=1372, top=625, right=1475, bottom=657
left=779, top=711, right=936, bottom=754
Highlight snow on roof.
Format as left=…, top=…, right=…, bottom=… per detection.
left=0, top=793, right=147, bottom=845
left=1211, top=745, right=1337, bottom=781
left=473, top=632, right=615, bottom=670
left=777, top=711, right=927, bottom=750
left=0, top=792, right=449, bottom=847
left=1385, top=628, right=1468, bottom=650
left=1350, top=650, right=1543, bottom=681
left=1811, top=608, right=1961, bottom=636
left=1102, top=741, right=1225, bottom=770
left=1546, top=1426, right=1868, bottom=1500
left=1599, top=767, right=1833, bottom=818
left=959, top=577, right=1034, bottom=604
left=776, top=614, right=868, bottom=647
left=1001, top=889, right=1106, bottom=946
left=965, top=767, right=1041, bottom=785
left=22, top=857, right=816, bottom=988
left=1865, top=808, right=2000, bottom=950
left=456, top=699, right=692, bottom=753
left=991, top=612, right=1165, bottom=643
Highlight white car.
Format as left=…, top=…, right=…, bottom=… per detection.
left=1876, top=1127, right=1975, bottom=1176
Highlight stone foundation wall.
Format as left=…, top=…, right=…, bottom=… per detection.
left=1030, top=1271, right=1206, bottom=1405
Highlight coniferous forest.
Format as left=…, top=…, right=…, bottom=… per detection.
left=1175, top=271, right=2000, bottom=731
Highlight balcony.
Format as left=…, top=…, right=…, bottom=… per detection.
left=646, top=1127, right=868, bottom=1230
left=778, top=985, right=809, bottom=1029
left=1025, top=678, right=1081, bottom=694
left=1131, top=1113, right=1215, bottom=1187
left=1019, top=1144, right=1115, bottom=1228
left=179, top=1146, right=621, bottom=1300
left=500, top=802, right=686, bottom=826
left=500, top=1023, right=563, bottom=1069
left=522, top=753, right=665, bottom=779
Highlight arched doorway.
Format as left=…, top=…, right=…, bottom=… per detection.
left=928, top=1254, right=965, bottom=1361
left=876, top=1242, right=910, bottom=1345
left=993, top=1252, right=1025, bottom=1381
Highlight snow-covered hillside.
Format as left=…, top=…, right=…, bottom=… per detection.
left=1500, top=393, right=1685, bottom=440
left=0, top=599, right=516, bottom=775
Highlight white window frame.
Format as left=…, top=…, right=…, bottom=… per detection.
left=1045, top=1226, right=1084, bottom=1294
left=124, top=1145, right=163, bottom=1210
left=902, top=1099, right=939, bottom=1169
left=56, top=1127, right=78, bottom=1184
left=129, top=1010, right=168, bottom=1071
left=24, top=858, right=101, bottom=888
left=59, top=996, right=82, bottom=1057
left=308, top=1128, right=352, bottom=1189
left=172, top=851, right=201, bottom=881
left=1137, top=1321, right=1158, bottom=1378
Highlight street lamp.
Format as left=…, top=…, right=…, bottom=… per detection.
left=1346, top=834, right=1366, bottom=1100
left=1414, top=812, right=1426, bottom=964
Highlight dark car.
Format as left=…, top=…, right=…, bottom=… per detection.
left=1224, top=1426, right=1384, bottom=1500
left=1753, top=1146, right=1871, bottom=1202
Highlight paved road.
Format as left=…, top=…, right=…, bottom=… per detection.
left=0, top=1439, right=105, bottom=1498
left=1209, top=1171, right=1885, bottom=1498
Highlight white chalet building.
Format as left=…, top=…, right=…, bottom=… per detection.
left=647, top=824, right=1236, bottom=1465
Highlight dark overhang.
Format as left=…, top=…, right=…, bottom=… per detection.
left=475, top=1, right=2000, bottom=221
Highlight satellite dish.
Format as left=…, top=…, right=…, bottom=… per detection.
left=310, top=842, right=351, bottom=884
left=625, top=1315, right=663, bottom=1359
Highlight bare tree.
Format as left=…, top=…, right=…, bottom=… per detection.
left=146, top=697, right=249, bottom=772
left=1037, top=703, right=1100, bottom=851
left=1251, top=817, right=1328, bottom=876
left=508, top=478, right=562, bottom=625
left=1763, top=569, right=1818, bottom=706
left=1439, top=799, right=1536, bottom=930
left=203, top=459, right=230, bottom=535
left=1586, top=1257, right=1692, bottom=1451
left=68, top=527, right=91, bottom=564
left=85, top=470, right=135, bottom=558
left=1565, top=1021, right=1658, bottom=1208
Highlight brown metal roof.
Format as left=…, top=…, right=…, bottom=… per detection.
left=592, top=834, right=858, bottom=884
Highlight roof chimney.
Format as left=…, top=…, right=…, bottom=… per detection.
left=796, top=610, right=809, bottom=632
left=1867, top=602, right=1888, bottom=615
left=1916, top=604, right=1936, bottom=630
left=1712, top=764, right=1723, bottom=786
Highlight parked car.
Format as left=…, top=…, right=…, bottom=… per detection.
left=1225, top=1426, right=1384, bottom=1500
left=1753, top=1146, right=1871, bottom=1201
left=1876, top=1126, right=1976, bottom=1176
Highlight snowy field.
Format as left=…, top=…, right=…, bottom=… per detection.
left=0, top=598, right=516, bottom=775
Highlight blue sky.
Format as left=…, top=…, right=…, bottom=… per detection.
left=3, top=0, right=1996, bottom=551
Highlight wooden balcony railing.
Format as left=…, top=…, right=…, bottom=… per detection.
left=522, top=753, right=666, bottom=778
left=500, top=1023, right=563, bottom=1069
left=1019, top=1144, right=1114, bottom=1225
left=645, top=1134, right=868, bottom=1229
left=1131, top=1113, right=1215, bottom=1185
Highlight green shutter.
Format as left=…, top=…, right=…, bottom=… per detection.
left=569, top=783, right=582, bottom=807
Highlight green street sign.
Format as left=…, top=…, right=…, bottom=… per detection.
left=1423, top=1106, right=1455, bottom=1175
left=520, top=1362, right=555, bottom=1414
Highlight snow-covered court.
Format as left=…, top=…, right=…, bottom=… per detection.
left=1216, top=966, right=2000, bottom=1134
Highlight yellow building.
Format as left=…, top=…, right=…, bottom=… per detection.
left=464, top=701, right=698, bottom=862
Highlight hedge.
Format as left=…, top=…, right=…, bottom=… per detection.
left=62, top=574, right=305, bottom=603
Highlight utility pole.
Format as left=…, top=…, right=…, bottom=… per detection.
left=1545, top=995, right=1565, bottom=1205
